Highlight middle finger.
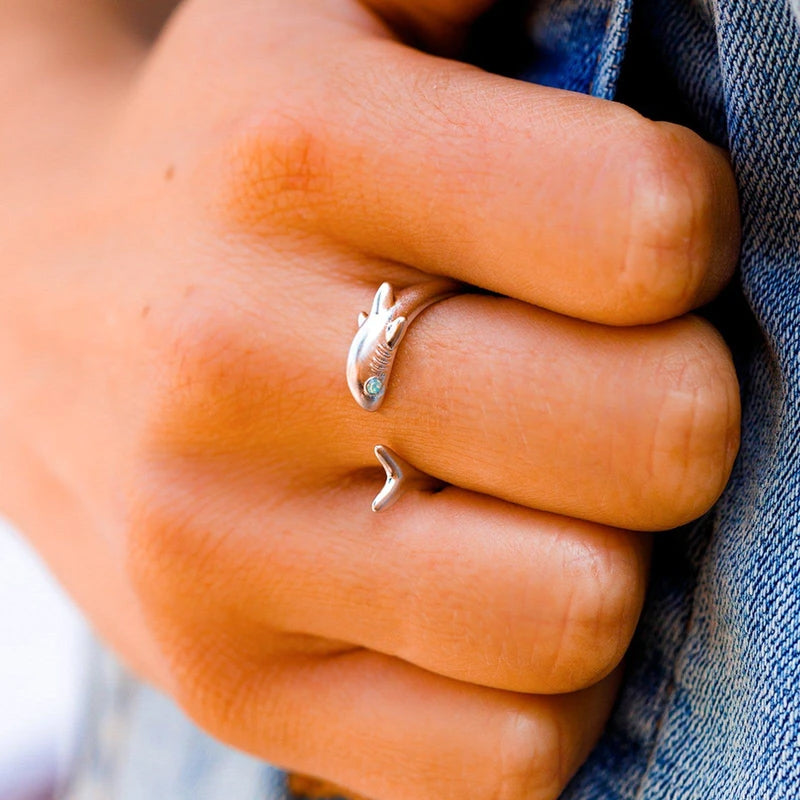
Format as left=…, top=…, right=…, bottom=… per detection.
left=154, top=267, right=739, bottom=532
left=344, top=290, right=740, bottom=532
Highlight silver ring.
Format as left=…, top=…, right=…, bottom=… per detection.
left=372, top=445, right=446, bottom=513
left=347, top=280, right=461, bottom=411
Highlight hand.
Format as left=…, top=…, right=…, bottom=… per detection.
left=0, top=1, right=740, bottom=798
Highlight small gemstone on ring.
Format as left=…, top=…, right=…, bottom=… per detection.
left=364, top=377, right=383, bottom=397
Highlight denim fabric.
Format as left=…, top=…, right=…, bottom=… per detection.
left=62, top=0, right=800, bottom=798
left=526, top=0, right=800, bottom=797
left=524, top=0, right=632, bottom=97
left=63, top=645, right=290, bottom=800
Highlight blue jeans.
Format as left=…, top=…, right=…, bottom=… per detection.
left=62, top=0, right=800, bottom=797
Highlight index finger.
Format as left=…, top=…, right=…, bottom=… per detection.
left=228, top=36, right=739, bottom=325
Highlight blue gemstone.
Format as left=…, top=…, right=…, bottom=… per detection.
left=364, top=377, right=383, bottom=397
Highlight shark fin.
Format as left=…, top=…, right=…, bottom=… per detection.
left=385, top=316, right=408, bottom=348
left=372, top=282, right=395, bottom=315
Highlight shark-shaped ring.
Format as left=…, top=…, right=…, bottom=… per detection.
left=347, top=280, right=462, bottom=411
left=372, top=445, right=447, bottom=513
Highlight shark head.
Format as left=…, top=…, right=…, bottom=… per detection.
left=346, top=282, right=408, bottom=411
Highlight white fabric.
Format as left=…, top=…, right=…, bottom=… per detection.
left=0, top=520, right=85, bottom=800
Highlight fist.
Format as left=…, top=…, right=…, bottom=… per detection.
left=0, top=1, right=740, bottom=798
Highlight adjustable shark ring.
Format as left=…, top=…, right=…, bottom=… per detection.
left=347, top=279, right=462, bottom=411
left=372, top=445, right=447, bottom=513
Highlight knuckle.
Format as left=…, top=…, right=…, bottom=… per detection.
left=542, top=534, right=646, bottom=692
left=125, top=467, right=210, bottom=613
left=126, top=482, right=268, bottom=743
left=173, top=650, right=251, bottom=736
left=644, top=318, right=741, bottom=528
left=615, top=121, right=722, bottom=323
left=146, top=300, right=310, bottom=462
left=155, top=310, right=257, bottom=452
left=125, top=454, right=284, bottom=627
left=124, top=466, right=286, bottom=751
left=221, top=112, right=333, bottom=233
left=125, top=486, right=224, bottom=712
left=168, top=638, right=268, bottom=749
left=490, top=710, right=565, bottom=800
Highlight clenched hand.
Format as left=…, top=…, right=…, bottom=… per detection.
left=0, top=1, right=740, bottom=798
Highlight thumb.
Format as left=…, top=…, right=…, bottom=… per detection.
left=359, top=0, right=500, bottom=49
left=128, top=0, right=477, bottom=135
left=167, top=0, right=499, bottom=57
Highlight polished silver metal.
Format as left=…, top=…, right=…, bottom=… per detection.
left=372, top=445, right=446, bottom=513
left=347, top=280, right=461, bottom=411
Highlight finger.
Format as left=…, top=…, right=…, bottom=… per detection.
left=224, top=37, right=740, bottom=326
left=135, top=468, right=649, bottom=694
left=180, top=648, right=621, bottom=800
left=248, top=488, right=650, bottom=696
left=356, top=293, right=740, bottom=530
left=292, top=489, right=648, bottom=696
left=152, top=276, right=739, bottom=531
left=335, top=286, right=740, bottom=530
left=149, top=0, right=739, bottom=323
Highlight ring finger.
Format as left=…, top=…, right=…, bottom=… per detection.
left=133, top=463, right=649, bottom=695
left=159, top=267, right=740, bottom=532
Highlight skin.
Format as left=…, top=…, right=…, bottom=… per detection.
left=0, top=0, right=741, bottom=798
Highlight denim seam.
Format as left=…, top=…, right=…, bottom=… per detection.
left=591, top=0, right=633, bottom=98
left=631, top=512, right=718, bottom=800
